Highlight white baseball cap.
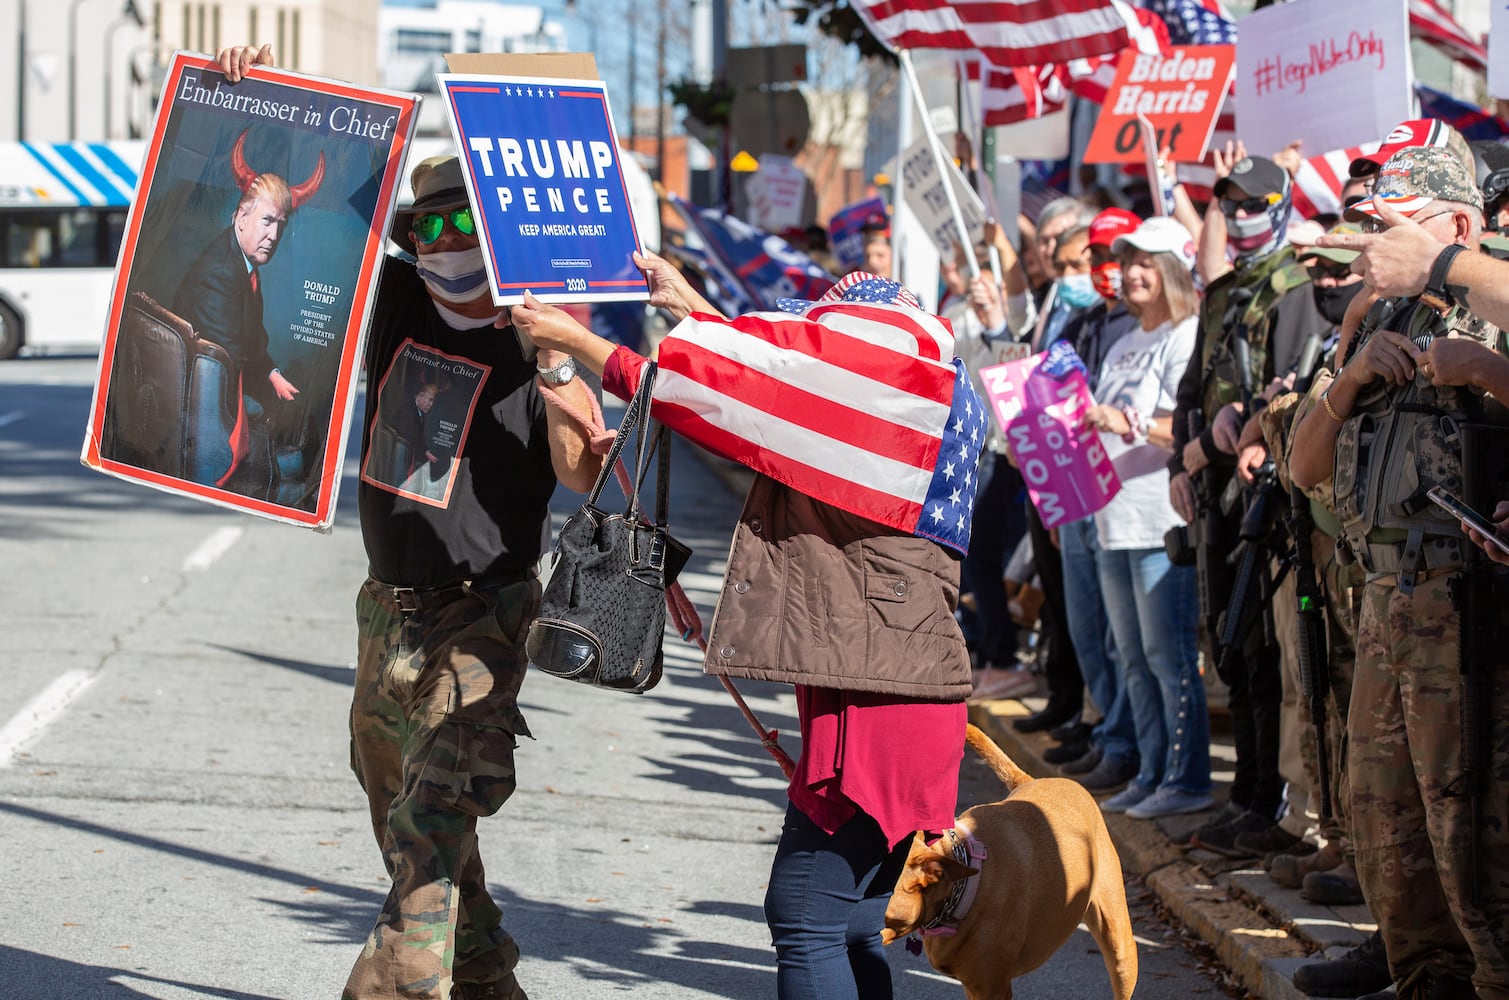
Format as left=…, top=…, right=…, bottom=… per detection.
left=1111, top=216, right=1197, bottom=271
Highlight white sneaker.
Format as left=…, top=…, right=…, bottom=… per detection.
left=1099, top=783, right=1154, bottom=814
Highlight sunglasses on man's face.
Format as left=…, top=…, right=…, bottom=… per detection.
left=413, top=207, right=476, bottom=245
left=1221, top=192, right=1282, bottom=215
left=1306, top=259, right=1355, bottom=281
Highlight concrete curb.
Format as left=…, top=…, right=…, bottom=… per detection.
left=968, top=699, right=1353, bottom=1000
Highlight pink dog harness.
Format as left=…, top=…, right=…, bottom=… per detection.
left=918, top=827, right=989, bottom=938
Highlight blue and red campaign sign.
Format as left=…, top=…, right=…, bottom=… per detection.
left=436, top=73, right=650, bottom=305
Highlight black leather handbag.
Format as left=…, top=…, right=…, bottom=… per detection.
left=526, top=363, right=690, bottom=693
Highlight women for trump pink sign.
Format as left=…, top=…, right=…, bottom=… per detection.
left=979, top=342, right=1121, bottom=529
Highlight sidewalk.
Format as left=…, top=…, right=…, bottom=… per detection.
left=967, top=693, right=1376, bottom=1000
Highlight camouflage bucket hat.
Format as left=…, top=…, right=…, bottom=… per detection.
left=1345, top=146, right=1484, bottom=223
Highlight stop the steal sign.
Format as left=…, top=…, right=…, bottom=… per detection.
left=1084, top=45, right=1234, bottom=164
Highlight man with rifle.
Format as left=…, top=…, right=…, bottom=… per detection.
left=1254, top=229, right=1392, bottom=998
left=1290, top=146, right=1509, bottom=1000
left=1168, top=155, right=1330, bottom=856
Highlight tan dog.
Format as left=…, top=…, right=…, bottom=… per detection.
left=882, top=724, right=1138, bottom=999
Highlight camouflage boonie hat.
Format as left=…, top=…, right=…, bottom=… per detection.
left=1297, top=221, right=1364, bottom=265
left=1344, top=146, right=1484, bottom=223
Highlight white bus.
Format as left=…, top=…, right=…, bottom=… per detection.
left=0, top=141, right=143, bottom=359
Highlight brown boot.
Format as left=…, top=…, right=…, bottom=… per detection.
left=1269, top=838, right=1343, bottom=889
left=1303, top=861, right=1365, bottom=906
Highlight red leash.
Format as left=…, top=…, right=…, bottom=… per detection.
left=539, top=379, right=795, bottom=778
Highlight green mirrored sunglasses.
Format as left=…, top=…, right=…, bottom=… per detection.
left=413, top=207, right=476, bottom=245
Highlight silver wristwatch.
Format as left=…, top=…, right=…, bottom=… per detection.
left=536, top=357, right=577, bottom=385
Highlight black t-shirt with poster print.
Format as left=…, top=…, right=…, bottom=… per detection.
left=358, top=258, right=556, bottom=588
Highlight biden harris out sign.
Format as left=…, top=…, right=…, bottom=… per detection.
left=437, top=73, right=650, bottom=305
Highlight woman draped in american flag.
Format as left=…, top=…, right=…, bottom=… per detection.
left=513, top=252, right=984, bottom=998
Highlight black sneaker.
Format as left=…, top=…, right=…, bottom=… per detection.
left=1185, top=800, right=1245, bottom=846
left=1232, top=822, right=1304, bottom=859
left=1292, top=930, right=1391, bottom=997
left=1194, top=810, right=1285, bottom=858
left=1014, top=706, right=1079, bottom=733
left=1050, top=718, right=1092, bottom=743
left=1075, top=752, right=1139, bottom=791
left=1044, top=739, right=1095, bottom=765
left=1057, top=744, right=1104, bottom=773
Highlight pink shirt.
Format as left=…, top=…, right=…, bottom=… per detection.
left=605, top=347, right=966, bottom=848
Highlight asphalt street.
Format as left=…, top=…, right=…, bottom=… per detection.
left=0, top=354, right=1230, bottom=999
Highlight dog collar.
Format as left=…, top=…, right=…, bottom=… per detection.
left=918, top=827, right=988, bottom=938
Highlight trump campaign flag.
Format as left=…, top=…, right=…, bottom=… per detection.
left=670, top=194, right=835, bottom=312
left=623, top=273, right=986, bottom=554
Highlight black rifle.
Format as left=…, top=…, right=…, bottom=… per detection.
left=1213, top=336, right=1282, bottom=682
left=1286, top=333, right=1332, bottom=821
left=1185, top=407, right=1226, bottom=666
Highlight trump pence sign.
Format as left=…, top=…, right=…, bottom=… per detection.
left=437, top=73, right=650, bottom=305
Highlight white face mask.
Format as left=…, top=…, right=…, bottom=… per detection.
left=415, top=247, right=489, bottom=303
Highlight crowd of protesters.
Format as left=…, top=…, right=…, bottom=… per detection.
left=907, top=116, right=1509, bottom=1000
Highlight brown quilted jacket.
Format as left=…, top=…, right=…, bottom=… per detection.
left=703, top=474, right=973, bottom=700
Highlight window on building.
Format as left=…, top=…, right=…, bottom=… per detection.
left=395, top=29, right=453, bottom=57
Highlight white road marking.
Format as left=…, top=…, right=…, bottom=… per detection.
left=0, top=410, right=25, bottom=429
left=183, top=525, right=244, bottom=572
left=0, top=669, right=96, bottom=767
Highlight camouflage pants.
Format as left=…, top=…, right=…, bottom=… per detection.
left=1349, top=573, right=1509, bottom=997
left=344, top=575, right=539, bottom=1000
left=1275, top=532, right=1358, bottom=843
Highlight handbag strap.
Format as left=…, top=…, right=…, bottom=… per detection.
left=586, top=361, right=657, bottom=510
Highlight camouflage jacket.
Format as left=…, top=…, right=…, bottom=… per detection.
left=1331, top=297, right=1508, bottom=578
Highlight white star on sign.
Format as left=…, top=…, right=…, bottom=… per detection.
left=504, top=86, right=513, bottom=96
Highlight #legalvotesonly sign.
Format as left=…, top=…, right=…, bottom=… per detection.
left=1235, top=0, right=1411, bottom=157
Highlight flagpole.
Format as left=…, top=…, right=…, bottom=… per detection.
left=959, top=56, right=1004, bottom=288
left=899, top=49, right=981, bottom=279
left=892, top=51, right=911, bottom=283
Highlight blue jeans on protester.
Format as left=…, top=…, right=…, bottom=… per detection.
left=1060, top=517, right=1136, bottom=759
left=765, top=803, right=912, bottom=1000
left=1095, top=546, right=1210, bottom=795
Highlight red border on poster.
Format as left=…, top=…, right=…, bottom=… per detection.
left=80, top=52, right=418, bottom=528
left=1084, top=45, right=1235, bottom=165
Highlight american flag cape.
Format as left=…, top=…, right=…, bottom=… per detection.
left=851, top=0, right=1129, bottom=68
left=632, top=303, right=987, bottom=555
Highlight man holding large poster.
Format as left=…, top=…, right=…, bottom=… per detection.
left=216, top=44, right=606, bottom=1000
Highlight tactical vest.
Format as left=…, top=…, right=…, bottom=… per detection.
left=1332, top=298, right=1508, bottom=591
left=1198, top=246, right=1312, bottom=420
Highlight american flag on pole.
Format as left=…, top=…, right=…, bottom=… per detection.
left=1409, top=0, right=1487, bottom=73
left=851, top=0, right=1130, bottom=67
left=1139, top=0, right=1237, bottom=46
left=621, top=280, right=986, bottom=554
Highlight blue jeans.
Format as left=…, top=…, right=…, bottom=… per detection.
left=1060, top=518, right=1135, bottom=758
left=765, top=803, right=911, bottom=1000
left=1095, top=546, right=1210, bottom=794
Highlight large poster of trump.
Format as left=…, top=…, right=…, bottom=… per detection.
left=81, top=51, right=418, bottom=529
